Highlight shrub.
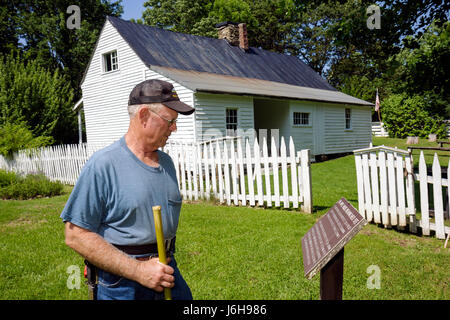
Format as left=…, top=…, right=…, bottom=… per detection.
left=0, top=170, right=63, bottom=200
left=381, top=93, right=447, bottom=139
left=0, top=170, right=18, bottom=188
left=0, top=122, right=53, bottom=159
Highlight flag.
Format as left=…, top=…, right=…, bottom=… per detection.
left=375, top=89, right=380, bottom=112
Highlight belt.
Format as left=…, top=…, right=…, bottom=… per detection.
left=113, top=237, right=176, bottom=256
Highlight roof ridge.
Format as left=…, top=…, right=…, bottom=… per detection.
left=106, top=16, right=337, bottom=91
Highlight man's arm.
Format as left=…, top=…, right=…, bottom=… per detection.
left=64, top=222, right=174, bottom=292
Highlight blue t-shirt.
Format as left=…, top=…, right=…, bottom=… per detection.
left=60, top=136, right=182, bottom=246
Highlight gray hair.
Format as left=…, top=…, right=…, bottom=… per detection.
left=127, top=103, right=163, bottom=119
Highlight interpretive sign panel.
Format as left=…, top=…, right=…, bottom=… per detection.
left=302, top=198, right=367, bottom=280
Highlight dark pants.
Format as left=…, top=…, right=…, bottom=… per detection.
left=96, top=257, right=192, bottom=300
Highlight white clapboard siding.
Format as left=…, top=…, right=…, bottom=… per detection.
left=354, top=146, right=450, bottom=240
left=164, top=136, right=312, bottom=212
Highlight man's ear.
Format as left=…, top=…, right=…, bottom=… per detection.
left=138, top=106, right=150, bottom=126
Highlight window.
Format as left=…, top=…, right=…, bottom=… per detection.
left=103, top=50, right=118, bottom=72
left=293, top=112, right=310, bottom=126
left=226, top=108, right=238, bottom=136
left=345, top=108, right=352, bottom=129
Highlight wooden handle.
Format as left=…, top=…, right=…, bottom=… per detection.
left=152, top=205, right=172, bottom=300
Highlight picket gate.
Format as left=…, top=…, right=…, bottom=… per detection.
left=354, top=146, right=450, bottom=240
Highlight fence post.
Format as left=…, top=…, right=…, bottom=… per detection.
left=289, top=137, right=299, bottom=209
left=387, top=152, right=397, bottom=226
left=354, top=153, right=365, bottom=218
left=362, top=153, right=373, bottom=222
left=301, top=149, right=312, bottom=213
left=262, top=137, right=272, bottom=207
left=246, top=139, right=255, bottom=206
left=223, top=141, right=231, bottom=205
left=203, top=144, right=210, bottom=200
left=432, top=153, right=445, bottom=239
left=216, top=141, right=224, bottom=204
left=396, top=153, right=407, bottom=228
left=369, top=151, right=381, bottom=223
left=405, top=152, right=417, bottom=233
left=271, top=136, right=280, bottom=207
left=253, top=139, right=264, bottom=206
left=378, top=151, right=389, bottom=226
left=237, top=139, right=246, bottom=205
left=280, top=137, right=289, bottom=208
left=230, top=139, right=239, bottom=205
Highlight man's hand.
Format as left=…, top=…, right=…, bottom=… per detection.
left=64, top=222, right=175, bottom=292
left=136, top=257, right=175, bottom=292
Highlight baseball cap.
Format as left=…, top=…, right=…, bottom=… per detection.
left=128, top=79, right=195, bottom=115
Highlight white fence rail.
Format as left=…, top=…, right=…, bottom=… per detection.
left=371, top=122, right=389, bottom=137
left=164, top=136, right=312, bottom=212
left=0, top=136, right=312, bottom=213
left=354, top=146, right=450, bottom=240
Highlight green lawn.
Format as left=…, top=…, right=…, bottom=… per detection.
left=0, top=147, right=449, bottom=300
left=372, top=136, right=450, bottom=167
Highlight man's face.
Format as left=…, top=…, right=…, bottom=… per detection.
left=144, top=104, right=178, bottom=149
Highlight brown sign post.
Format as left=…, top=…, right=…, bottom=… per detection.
left=301, top=198, right=367, bottom=300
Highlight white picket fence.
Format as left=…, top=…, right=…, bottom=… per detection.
left=0, top=144, right=105, bottom=185
left=371, top=122, right=389, bottom=137
left=0, top=136, right=312, bottom=213
left=163, top=136, right=312, bottom=212
left=354, top=145, right=450, bottom=240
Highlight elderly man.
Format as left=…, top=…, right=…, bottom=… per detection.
left=61, top=79, right=194, bottom=300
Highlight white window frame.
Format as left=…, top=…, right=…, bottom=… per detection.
left=345, top=108, right=352, bottom=130
left=102, top=50, right=119, bottom=73
left=226, top=108, right=238, bottom=137
left=293, top=112, right=310, bottom=127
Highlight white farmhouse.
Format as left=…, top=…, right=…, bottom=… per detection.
left=77, top=17, right=373, bottom=159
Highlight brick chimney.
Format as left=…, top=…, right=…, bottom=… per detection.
left=238, top=23, right=249, bottom=50
left=216, top=22, right=249, bottom=50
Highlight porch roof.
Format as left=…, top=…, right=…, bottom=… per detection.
left=152, top=66, right=373, bottom=107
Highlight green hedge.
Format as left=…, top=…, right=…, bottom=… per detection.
left=0, top=170, right=63, bottom=200
left=381, top=93, right=447, bottom=139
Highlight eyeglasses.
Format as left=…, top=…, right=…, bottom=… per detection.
left=148, top=108, right=177, bottom=127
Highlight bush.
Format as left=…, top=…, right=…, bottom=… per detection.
left=0, top=122, right=53, bottom=159
left=0, top=170, right=18, bottom=188
left=0, top=170, right=63, bottom=200
left=381, top=93, right=447, bottom=139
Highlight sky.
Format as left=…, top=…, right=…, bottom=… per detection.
left=120, top=0, right=148, bottom=21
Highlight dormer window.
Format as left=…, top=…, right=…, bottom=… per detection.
left=103, top=50, right=118, bottom=73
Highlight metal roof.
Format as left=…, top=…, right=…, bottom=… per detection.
left=152, top=66, right=373, bottom=106
left=107, top=16, right=336, bottom=91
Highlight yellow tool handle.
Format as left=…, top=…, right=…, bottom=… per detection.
left=152, top=205, right=172, bottom=300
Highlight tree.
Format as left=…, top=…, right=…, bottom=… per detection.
left=380, top=93, right=446, bottom=139
left=0, top=53, right=76, bottom=144
left=0, top=2, right=18, bottom=55
left=142, top=0, right=302, bottom=52
left=10, top=0, right=123, bottom=96
left=387, top=21, right=450, bottom=118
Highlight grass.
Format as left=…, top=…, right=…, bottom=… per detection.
left=0, top=142, right=449, bottom=300
left=372, top=136, right=450, bottom=167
